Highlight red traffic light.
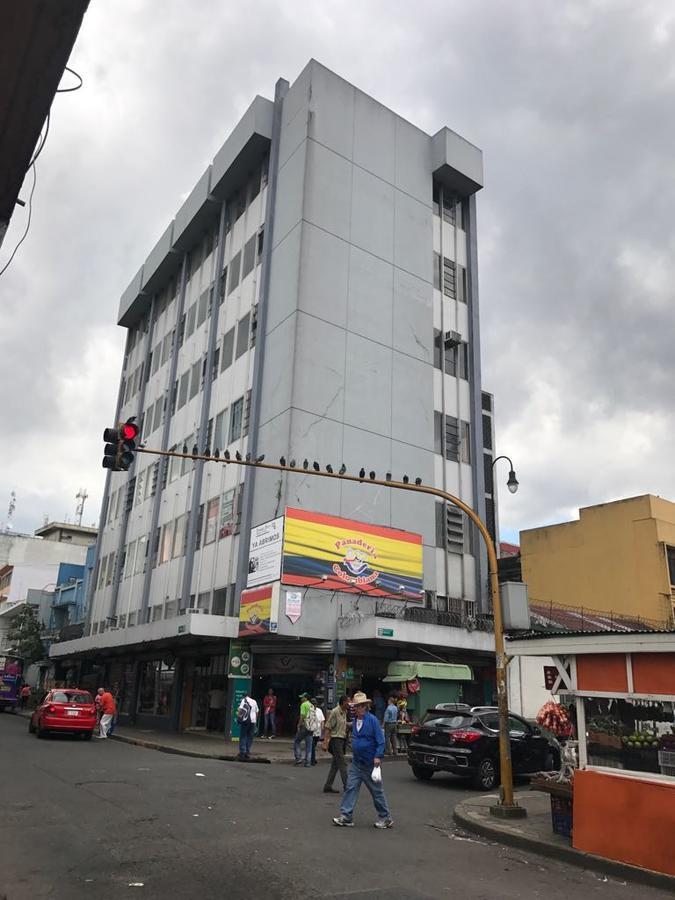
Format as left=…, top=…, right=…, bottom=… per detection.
left=121, top=422, right=139, bottom=441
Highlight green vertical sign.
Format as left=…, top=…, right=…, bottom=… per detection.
left=227, top=640, right=252, bottom=741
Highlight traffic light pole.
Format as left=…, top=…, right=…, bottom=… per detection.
left=135, top=446, right=525, bottom=817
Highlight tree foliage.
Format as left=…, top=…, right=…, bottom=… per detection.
left=6, top=604, right=45, bottom=664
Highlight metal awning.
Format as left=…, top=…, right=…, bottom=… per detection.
left=382, top=660, right=473, bottom=682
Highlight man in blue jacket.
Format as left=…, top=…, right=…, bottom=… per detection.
left=333, top=691, right=393, bottom=829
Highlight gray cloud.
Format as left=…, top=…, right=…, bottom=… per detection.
left=1, top=0, right=673, bottom=541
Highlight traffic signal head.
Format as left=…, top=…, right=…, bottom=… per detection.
left=101, top=419, right=140, bottom=471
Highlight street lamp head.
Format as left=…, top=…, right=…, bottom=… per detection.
left=507, top=470, right=519, bottom=494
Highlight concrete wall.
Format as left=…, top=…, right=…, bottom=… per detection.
left=507, top=654, right=555, bottom=720
left=520, top=494, right=675, bottom=626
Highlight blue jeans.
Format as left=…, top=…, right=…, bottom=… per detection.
left=293, top=729, right=312, bottom=764
left=340, top=760, right=391, bottom=821
left=239, top=722, right=255, bottom=757
left=264, top=711, right=276, bottom=736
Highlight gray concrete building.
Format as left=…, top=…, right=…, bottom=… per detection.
left=52, top=61, right=497, bottom=732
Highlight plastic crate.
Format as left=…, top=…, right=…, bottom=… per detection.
left=550, top=795, right=573, bottom=839
left=658, top=750, right=675, bottom=767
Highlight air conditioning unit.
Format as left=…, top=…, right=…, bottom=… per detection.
left=190, top=608, right=205, bottom=615
left=444, top=330, right=461, bottom=348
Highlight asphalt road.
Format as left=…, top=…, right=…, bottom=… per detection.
left=0, top=713, right=671, bottom=900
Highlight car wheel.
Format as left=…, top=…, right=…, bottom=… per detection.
left=37, top=725, right=48, bottom=739
left=473, top=757, right=498, bottom=790
left=411, top=765, right=434, bottom=781
left=28, top=719, right=36, bottom=734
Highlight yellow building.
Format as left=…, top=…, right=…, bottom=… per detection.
left=520, top=495, right=675, bottom=627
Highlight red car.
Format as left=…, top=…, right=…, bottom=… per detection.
left=29, top=689, right=97, bottom=739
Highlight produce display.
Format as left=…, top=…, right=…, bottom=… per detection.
left=536, top=701, right=572, bottom=738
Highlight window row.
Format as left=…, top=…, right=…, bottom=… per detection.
left=434, top=412, right=471, bottom=463
left=433, top=330, right=469, bottom=380
left=433, top=253, right=467, bottom=303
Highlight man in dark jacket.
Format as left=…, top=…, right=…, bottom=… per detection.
left=332, top=691, right=393, bottom=829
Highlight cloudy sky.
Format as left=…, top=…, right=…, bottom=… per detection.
left=1, top=0, right=674, bottom=542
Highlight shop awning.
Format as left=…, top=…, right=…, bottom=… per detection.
left=382, top=661, right=473, bottom=682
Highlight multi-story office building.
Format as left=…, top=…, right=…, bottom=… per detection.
left=53, top=61, right=497, bottom=732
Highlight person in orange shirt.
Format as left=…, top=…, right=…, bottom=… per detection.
left=96, top=687, right=117, bottom=739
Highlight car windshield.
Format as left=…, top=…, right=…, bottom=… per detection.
left=421, top=713, right=475, bottom=729
left=51, top=691, right=93, bottom=704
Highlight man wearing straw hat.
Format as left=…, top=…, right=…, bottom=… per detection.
left=332, top=690, right=394, bottom=829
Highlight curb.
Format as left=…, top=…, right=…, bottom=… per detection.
left=110, top=733, right=271, bottom=764
left=452, top=804, right=675, bottom=893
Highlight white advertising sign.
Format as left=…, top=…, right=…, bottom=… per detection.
left=285, top=591, right=303, bottom=624
left=247, top=516, right=284, bottom=588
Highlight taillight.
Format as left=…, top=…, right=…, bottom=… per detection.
left=411, top=725, right=420, bottom=736
left=47, top=705, right=59, bottom=714
left=451, top=730, right=482, bottom=744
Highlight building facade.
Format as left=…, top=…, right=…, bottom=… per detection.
left=52, top=61, right=497, bottom=732
left=520, top=494, right=675, bottom=627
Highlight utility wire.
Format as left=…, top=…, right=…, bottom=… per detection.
left=0, top=65, right=83, bottom=278
left=0, top=164, right=37, bottom=279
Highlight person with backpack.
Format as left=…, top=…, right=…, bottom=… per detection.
left=237, top=691, right=259, bottom=761
left=293, top=692, right=315, bottom=767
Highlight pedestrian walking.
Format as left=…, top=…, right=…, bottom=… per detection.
left=237, top=691, right=259, bottom=760
left=383, top=695, right=399, bottom=755
left=19, top=684, right=31, bottom=711
left=322, top=695, right=349, bottom=793
left=293, top=692, right=316, bottom=767
left=332, top=691, right=393, bottom=829
left=262, top=687, right=277, bottom=739
left=310, top=698, right=325, bottom=765
left=95, top=687, right=117, bottom=739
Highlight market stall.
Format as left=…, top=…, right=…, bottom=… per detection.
left=506, top=629, right=675, bottom=878
left=382, top=660, right=473, bottom=725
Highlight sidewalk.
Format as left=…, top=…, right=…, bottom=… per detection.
left=111, top=727, right=303, bottom=763
left=453, top=790, right=675, bottom=892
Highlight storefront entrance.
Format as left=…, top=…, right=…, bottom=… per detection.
left=180, top=654, right=228, bottom=731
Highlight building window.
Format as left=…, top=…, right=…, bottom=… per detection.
left=219, top=488, right=235, bottom=538
left=446, top=507, right=463, bottom=554
left=161, top=331, right=174, bottom=365
left=460, top=421, right=471, bottom=464
left=211, top=347, right=220, bottom=382
left=135, top=535, right=148, bottom=574
left=435, top=502, right=445, bottom=548
left=186, top=303, right=197, bottom=340
left=250, top=304, right=258, bottom=349
left=458, top=341, right=469, bottom=380
left=196, top=289, right=210, bottom=329
left=212, top=588, right=227, bottom=616
left=434, top=411, right=443, bottom=455
left=242, top=235, right=256, bottom=281
left=219, top=266, right=228, bottom=305
left=182, top=434, right=194, bottom=477
left=257, top=227, right=264, bottom=258
left=214, top=409, right=228, bottom=451
left=177, top=313, right=186, bottom=348
left=482, top=414, right=493, bottom=451
left=667, top=546, right=675, bottom=588
left=205, top=497, right=219, bottom=545
left=484, top=454, right=494, bottom=495
left=433, top=252, right=441, bottom=291
left=160, top=521, right=174, bottom=564
left=229, top=397, right=243, bottom=442
left=235, top=313, right=250, bottom=359
left=197, top=591, right=211, bottom=611
left=442, top=257, right=455, bottom=299
left=172, top=514, right=187, bottom=559
left=153, top=397, right=164, bottom=433
left=221, top=327, right=235, bottom=372
left=444, top=416, right=459, bottom=462
left=228, top=252, right=241, bottom=294
left=457, top=264, right=467, bottom=303
left=442, top=191, right=456, bottom=225
left=137, top=660, right=175, bottom=716
left=242, top=390, right=252, bottom=437
left=195, top=503, right=205, bottom=550
left=189, top=360, right=201, bottom=400
left=178, top=371, right=190, bottom=409
left=481, top=392, right=492, bottom=412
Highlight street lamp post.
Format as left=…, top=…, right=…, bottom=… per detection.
left=136, top=446, right=526, bottom=817
left=492, top=455, right=519, bottom=494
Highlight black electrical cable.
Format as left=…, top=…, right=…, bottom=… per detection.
left=0, top=164, right=37, bottom=279
left=56, top=66, right=83, bottom=93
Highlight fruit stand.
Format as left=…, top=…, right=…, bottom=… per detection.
left=505, top=629, right=675, bottom=878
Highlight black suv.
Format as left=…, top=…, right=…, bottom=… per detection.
left=407, top=704, right=560, bottom=790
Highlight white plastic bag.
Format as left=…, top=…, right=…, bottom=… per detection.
left=371, top=765, right=382, bottom=783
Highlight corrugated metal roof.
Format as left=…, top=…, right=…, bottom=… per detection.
left=529, top=601, right=665, bottom=634
left=507, top=627, right=675, bottom=641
